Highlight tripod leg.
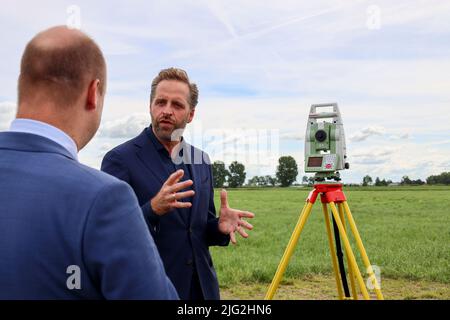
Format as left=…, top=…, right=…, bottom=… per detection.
left=322, top=203, right=345, bottom=300
left=338, top=203, right=358, bottom=300
left=343, top=201, right=384, bottom=300
left=329, top=202, right=371, bottom=300
left=265, top=201, right=314, bottom=300
left=331, top=214, right=351, bottom=298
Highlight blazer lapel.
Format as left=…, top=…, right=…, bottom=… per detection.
left=134, top=129, right=193, bottom=227
left=135, top=131, right=171, bottom=185
left=185, top=143, right=200, bottom=227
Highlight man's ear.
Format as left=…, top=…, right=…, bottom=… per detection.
left=187, top=107, right=195, bottom=123
left=86, top=79, right=100, bottom=111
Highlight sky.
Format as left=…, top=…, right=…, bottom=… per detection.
left=0, top=0, right=449, bottom=183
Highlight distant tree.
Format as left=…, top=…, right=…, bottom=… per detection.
left=413, top=179, right=425, bottom=185
left=374, top=177, right=391, bottom=186
left=401, top=175, right=425, bottom=185
left=248, top=175, right=277, bottom=187
left=276, top=156, right=298, bottom=187
left=259, top=176, right=265, bottom=186
left=212, top=161, right=229, bottom=188
left=247, top=176, right=259, bottom=187
left=265, top=175, right=277, bottom=187
left=426, top=172, right=450, bottom=185
left=302, top=176, right=309, bottom=185
left=427, top=175, right=437, bottom=185
left=228, top=161, right=246, bottom=188
left=362, top=175, right=373, bottom=186
left=401, top=176, right=412, bottom=185
left=375, top=177, right=381, bottom=186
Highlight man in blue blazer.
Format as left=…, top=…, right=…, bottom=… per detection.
left=101, top=68, right=255, bottom=300
left=0, top=26, right=178, bottom=299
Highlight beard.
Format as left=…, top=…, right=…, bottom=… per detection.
left=151, top=114, right=188, bottom=142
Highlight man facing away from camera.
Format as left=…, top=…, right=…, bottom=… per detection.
left=0, top=26, right=178, bottom=299
left=102, top=68, right=255, bottom=300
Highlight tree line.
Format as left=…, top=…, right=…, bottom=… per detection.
left=212, top=156, right=299, bottom=188
left=426, top=172, right=450, bottom=185
left=212, top=158, right=450, bottom=188
left=362, top=173, right=450, bottom=186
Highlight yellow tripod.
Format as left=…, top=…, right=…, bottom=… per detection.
left=265, top=183, right=384, bottom=300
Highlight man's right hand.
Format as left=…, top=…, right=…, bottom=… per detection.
left=150, top=169, right=195, bottom=215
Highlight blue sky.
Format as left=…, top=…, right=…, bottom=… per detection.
left=1, top=0, right=449, bottom=183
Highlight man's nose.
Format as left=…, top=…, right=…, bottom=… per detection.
left=161, top=103, right=174, bottom=115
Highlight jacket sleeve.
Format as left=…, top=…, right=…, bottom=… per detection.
left=206, top=161, right=230, bottom=247
left=82, top=180, right=178, bottom=299
left=101, top=150, right=160, bottom=234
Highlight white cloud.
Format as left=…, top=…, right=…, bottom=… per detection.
left=350, top=126, right=386, bottom=142
left=388, top=132, right=410, bottom=140
left=350, top=146, right=396, bottom=164
left=99, top=142, right=113, bottom=153
left=428, top=139, right=450, bottom=146
left=202, top=0, right=238, bottom=38
left=280, top=131, right=304, bottom=141
left=98, top=113, right=149, bottom=138
left=347, top=141, right=450, bottom=182
left=0, top=102, right=16, bottom=131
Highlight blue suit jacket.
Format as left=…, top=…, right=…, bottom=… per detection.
left=101, top=128, right=230, bottom=300
left=0, top=132, right=178, bottom=299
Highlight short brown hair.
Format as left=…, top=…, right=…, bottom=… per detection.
left=18, top=28, right=106, bottom=106
left=150, top=67, right=198, bottom=108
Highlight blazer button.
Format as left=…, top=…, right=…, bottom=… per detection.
left=186, top=259, right=193, bottom=266
left=188, top=227, right=193, bottom=234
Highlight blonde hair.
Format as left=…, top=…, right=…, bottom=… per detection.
left=150, top=67, right=198, bottom=108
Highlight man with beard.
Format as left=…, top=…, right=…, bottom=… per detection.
left=101, top=68, right=254, bottom=300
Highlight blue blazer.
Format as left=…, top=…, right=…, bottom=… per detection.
left=0, top=132, right=178, bottom=300
left=101, top=128, right=230, bottom=300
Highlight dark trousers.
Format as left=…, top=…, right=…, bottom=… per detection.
left=189, top=270, right=204, bottom=300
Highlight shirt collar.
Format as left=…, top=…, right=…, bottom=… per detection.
left=9, top=118, right=79, bottom=161
left=147, top=125, right=167, bottom=153
left=146, top=125, right=187, bottom=159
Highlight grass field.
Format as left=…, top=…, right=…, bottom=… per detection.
left=210, top=186, right=450, bottom=300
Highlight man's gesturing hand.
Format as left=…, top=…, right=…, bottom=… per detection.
left=150, top=169, right=195, bottom=215
left=218, top=189, right=255, bottom=244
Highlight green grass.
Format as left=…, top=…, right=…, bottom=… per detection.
left=210, top=186, right=450, bottom=297
left=220, top=274, right=450, bottom=300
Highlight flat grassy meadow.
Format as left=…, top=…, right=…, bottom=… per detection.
left=210, top=186, right=450, bottom=299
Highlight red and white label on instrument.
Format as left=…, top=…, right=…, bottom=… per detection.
left=323, top=154, right=336, bottom=170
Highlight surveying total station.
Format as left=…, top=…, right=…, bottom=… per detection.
left=265, top=103, right=384, bottom=300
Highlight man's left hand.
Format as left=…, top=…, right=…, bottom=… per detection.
left=218, top=189, right=255, bottom=244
